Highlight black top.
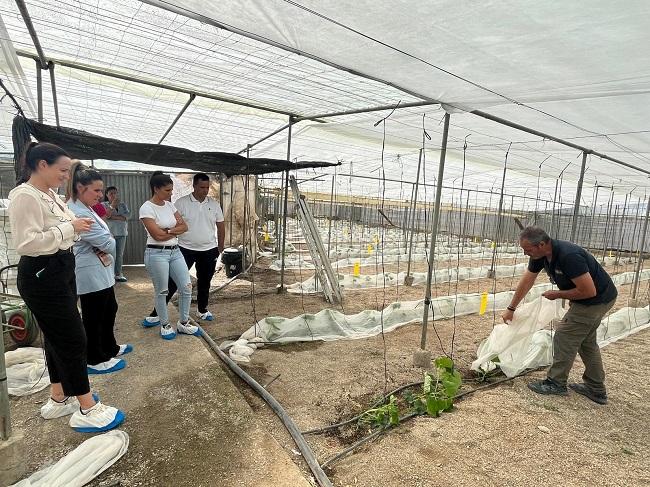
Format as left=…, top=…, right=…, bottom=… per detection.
left=528, top=239, right=617, bottom=305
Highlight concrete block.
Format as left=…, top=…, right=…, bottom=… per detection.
left=404, top=275, right=414, bottom=287
left=0, top=430, right=26, bottom=486
left=486, top=269, right=496, bottom=279
left=413, top=349, right=432, bottom=368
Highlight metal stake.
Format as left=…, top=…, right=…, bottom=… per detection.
left=570, top=152, right=588, bottom=241
left=278, top=116, right=294, bottom=293
left=631, top=197, right=650, bottom=300
left=405, top=148, right=423, bottom=285
left=419, top=112, right=450, bottom=352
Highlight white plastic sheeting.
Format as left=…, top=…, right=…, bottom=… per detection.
left=4, top=347, right=49, bottom=396
left=10, top=430, right=129, bottom=487
left=1, top=1, right=649, bottom=200
left=229, top=282, right=554, bottom=362
left=288, top=263, right=528, bottom=294
left=472, top=300, right=650, bottom=378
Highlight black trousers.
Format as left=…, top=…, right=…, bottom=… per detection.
left=79, top=286, right=120, bottom=365
left=151, top=246, right=218, bottom=316
left=17, top=251, right=90, bottom=397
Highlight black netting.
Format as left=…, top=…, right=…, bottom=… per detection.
left=12, top=116, right=337, bottom=179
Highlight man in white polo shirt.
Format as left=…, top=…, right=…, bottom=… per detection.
left=145, top=173, right=225, bottom=322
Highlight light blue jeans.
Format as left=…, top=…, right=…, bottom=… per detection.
left=144, top=247, right=191, bottom=325
left=114, top=236, right=127, bottom=276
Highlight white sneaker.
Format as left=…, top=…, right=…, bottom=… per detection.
left=116, top=344, right=133, bottom=356
left=69, top=402, right=125, bottom=433
left=41, top=396, right=79, bottom=419
left=161, top=323, right=176, bottom=340
left=196, top=310, right=214, bottom=321
left=87, top=358, right=126, bottom=375
left=142, top=316, right=160, bottom=328
left=177, top=320, right=200, bottom=336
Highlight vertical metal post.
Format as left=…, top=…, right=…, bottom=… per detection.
left=550, top=178, right=559, bottom=237
left=489, top=154, right=509, bottom=276
left=615, top=193, right=629, bottom=264
left=47, top=61, right=60, bottom=127
left=570, top=151, right=588, bottom=241
left=0, top=325, right=11, bottom=440
left=419, top=112, right=450, bottom=352
left=631, top=197, right=650, bottom=300
left=327, top=167, right=336, bottom=254
left=601, top=189, right=614, bottom=261
left=405, top=148, right=423, bottom=285
left=278, top=116, right=294, bottom=293
left=36, top=60, right=43, bottom=123
left=587, top=186, right=600, bottom=250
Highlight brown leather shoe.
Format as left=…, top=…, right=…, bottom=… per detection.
left=569, top=383, right=608, bottom=405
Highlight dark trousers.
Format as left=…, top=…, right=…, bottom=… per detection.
left=17, top=251, right=90, bottom=397
left=548, top=298, right=616, bottom=393
left=150, top=246, right=218, bottom=316
left=79, top=286, right=120, bottom=365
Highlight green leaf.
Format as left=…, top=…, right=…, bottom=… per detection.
left=442, top=369, right=462, bottom=399
left=434, top=356, right=454, bottom=371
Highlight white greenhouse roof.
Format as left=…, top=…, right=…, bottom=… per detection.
left=1, top=0, right=649, bottom=206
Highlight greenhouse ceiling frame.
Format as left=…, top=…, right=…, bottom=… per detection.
left=12, top=0, right=650, bottom=354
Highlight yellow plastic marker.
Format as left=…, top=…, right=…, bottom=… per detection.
left=264, top=231, right=270, bottom=242
left=374, top=235, right=379, bottom=244
left=353, top=262, right=361, bottom=277
left=367, top=243, right=374, bottom=254
left=479, top=292, right=488, bottom=315
left=608, top=250, right=613, bottom=258
left=490, top=241, right=496, bottom=249
left=474, top=237, right=479, bottom=243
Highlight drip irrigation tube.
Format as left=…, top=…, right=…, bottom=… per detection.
left=198, top=326, right=333, bottom=487
left=314, top=369, right=543, bottom=468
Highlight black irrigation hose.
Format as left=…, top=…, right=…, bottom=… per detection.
left=302, top=380, right=424, bottom=435
left=319, top=369, right=541, bottom=469
left=198, top=326, right=334, bottom=487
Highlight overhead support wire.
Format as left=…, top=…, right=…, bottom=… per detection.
left=471, top=109, right=650, bottom=177
left=158, top=93, right=195, bottom=144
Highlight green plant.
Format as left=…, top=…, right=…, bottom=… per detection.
left=358, top=394, right=400, bottom=428
left=407, top=356, right=463, bottom=418
left=475, top=356, right=501, bottom=383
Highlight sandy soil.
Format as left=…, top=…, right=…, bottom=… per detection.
left=204, top=256, right=649, bottom=487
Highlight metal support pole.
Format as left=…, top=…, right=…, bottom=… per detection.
left=15, top=0, right=48, bottom=68
left=615, top=193, right=630, bottom=263
left=326, top=167, right=336, bottom=254
left=278, top=116, right=294, bottom=293
left=417, top=112, right=450, bottom=360
left=158, top=94, right=195, bottom=144
left=631, top=197, right=650, bottom=301
left=47, top=62, right=60, bottom=127
left=0, top=325, right=11, bottom=440
left=405, top=148, right=423, bottom=285
left=36, top=60, right=43, bottom=123
left=570, top=152, right=588, bottom=241
left=488, top=155, right=509, bottom=276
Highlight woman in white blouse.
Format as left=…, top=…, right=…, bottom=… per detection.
left=9, top=142, right=125, bottom=433
left=139, top=172, right=199, bottom=339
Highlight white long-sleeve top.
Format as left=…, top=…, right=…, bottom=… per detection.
left=8, top=183, right=76, bottom=256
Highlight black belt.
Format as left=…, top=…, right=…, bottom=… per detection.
left=147, top=244, right=178, bottom=250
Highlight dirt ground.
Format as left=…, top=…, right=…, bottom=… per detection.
left=204, top=255, right=649, bottom=487
left=5, top=253, right=648, bottom=486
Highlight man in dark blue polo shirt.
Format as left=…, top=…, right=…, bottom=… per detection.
left=502, top=226, right=617, bottom=405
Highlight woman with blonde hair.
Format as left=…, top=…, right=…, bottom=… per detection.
left=9, top=143, right=124, bottom=432
left=67, top=161, right=132, bottom=374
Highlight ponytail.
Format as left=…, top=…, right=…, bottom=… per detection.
left=66, top=160, right=102, bottom=201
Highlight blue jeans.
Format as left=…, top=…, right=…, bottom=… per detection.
left=144, top=247, right=191, bottom=325
left=114, top=236, right=127, bottom=276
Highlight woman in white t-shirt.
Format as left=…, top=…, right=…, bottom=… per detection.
left=139, top=172, right=199, bottom=339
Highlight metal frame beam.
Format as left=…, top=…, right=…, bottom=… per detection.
left=158, top=93, right=195, bottom=144
left=14, top=0, right=48, bottom=68
left=16, top=50, right=295, bottom=118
